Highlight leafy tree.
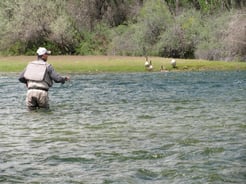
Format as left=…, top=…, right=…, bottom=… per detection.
left=0, top=0, right=68, bottom=54
left=157, top=9, right=203, bottom=58
left=0, top=0, right=245, bottom=60
left=195, top=10, right=246, bottom=61
left=224, top=12, right=246, bottom=61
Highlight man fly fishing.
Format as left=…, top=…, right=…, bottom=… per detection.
left=19, top=47, right=70, bottom=110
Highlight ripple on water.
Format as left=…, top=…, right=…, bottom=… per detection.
left=0, top=71, right=245, bottom=183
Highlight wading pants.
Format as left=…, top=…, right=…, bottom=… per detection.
left=26, top=89, right=49, bottom=110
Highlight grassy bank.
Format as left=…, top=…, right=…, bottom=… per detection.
left=0, top=56, right=246, bottom=73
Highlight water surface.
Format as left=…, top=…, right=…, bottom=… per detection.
left=0, top=71, right=245, bottom=183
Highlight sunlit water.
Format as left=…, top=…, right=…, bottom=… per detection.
left=0, top=71, right=245, bottom=184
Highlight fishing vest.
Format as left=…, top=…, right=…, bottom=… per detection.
left=24, top=60, right=53, bottom=88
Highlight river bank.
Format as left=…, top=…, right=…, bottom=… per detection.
left=0, top=55, right=246, bottom=73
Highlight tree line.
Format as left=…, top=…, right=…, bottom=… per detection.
left=0, top=0, right=245, bottom=61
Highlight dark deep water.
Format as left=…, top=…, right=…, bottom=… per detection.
left=0, top=71, right=245, bottom=183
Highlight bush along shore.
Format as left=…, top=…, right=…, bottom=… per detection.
left=0, top=1, right=245, bottom=62
left=0, top=56, right=246, bottom=73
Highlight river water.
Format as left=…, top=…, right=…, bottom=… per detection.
left=0, top=71, right=245, bottom=184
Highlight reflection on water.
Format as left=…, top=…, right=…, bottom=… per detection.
left=0, top=71, right=245, bottom=183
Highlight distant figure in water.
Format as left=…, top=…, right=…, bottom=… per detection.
left=19, top=47, right=70, bottom=110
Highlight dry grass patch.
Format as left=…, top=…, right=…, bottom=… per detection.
left=0, top=55, right=245, bottom=73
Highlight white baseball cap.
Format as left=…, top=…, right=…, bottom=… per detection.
left=36, top=47, right=51, bottom=56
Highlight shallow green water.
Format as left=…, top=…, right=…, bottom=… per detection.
left=0, top=71, right=245, bottom=183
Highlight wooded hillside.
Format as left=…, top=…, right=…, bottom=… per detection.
left=0, top=0, right=245, bottom=61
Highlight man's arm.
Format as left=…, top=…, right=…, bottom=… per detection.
left=18, top=69, right=27, bottom=84
left=47, top=64, right=68, bottom=84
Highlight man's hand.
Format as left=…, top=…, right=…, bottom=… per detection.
left=65, top=76, right=70, bottom=81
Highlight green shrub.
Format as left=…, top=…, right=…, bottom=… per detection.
left=108, top=0, right=172, bottom=56
left=194, top=11, right=245, bottom=61
left=0, top=41, right=24, bottom=56
left=223, top=11, right=246, bottom=61
left=156, top=10, right=203, bottom=58
left=108, top=24, right=144, bottom=56
left=76, top=24, right=110, bottom=55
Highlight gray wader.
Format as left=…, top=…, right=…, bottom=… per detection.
left=24, top=60, right=52, bottom=110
